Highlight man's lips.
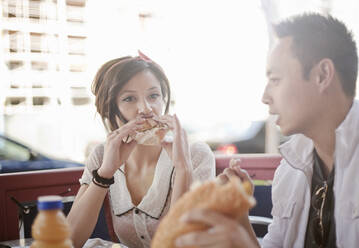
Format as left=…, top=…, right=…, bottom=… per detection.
left=270, top=114, right=279, bottom=124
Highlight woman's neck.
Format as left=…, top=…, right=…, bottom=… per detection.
left=126, top=145, right=162, bottom=171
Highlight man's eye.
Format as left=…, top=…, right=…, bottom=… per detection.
left=123, top=96, right=134, bottom=102
left=149, top=93, right=160, bottom=99
left=269, top=78, right=280, bottom=84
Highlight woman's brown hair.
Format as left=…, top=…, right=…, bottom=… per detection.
left=91, top=56, right=171, bottom=132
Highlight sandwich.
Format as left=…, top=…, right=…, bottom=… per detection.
left=133, top=118, right=169, bottom=146
left=151, top=177, right=256, bottom=248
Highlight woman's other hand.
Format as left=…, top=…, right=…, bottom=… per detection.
left=160, top=114, right=193, bottom=172
left=160, top=114, right=193, bottom=204
left=98, top=117, right=145, bottom=178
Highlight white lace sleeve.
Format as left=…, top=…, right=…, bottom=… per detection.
left=190, top=142, right=216, bottom=183
left=79, top=144, right=104, bottom=185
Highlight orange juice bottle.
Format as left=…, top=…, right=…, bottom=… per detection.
left=30, top=195, right=73, bottom=248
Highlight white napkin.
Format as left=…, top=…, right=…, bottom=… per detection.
left=83, top=238, right=128, bottom=248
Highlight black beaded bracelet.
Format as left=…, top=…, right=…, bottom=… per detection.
left=92, top=177, right=110, bottom=188
left=92, top=169, right=114, bottom=185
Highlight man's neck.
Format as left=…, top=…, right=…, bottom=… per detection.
left=314, top=143, right=334, bottom=177
left=310, top=98, right=353, bottom=174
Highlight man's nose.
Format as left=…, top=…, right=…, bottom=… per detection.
left=261, top=84, right=271, bottom=105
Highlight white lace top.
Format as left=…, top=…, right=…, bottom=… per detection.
left=79, top=142, right=216, bottom=248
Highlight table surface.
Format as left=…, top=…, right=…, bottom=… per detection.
left=0, top=238, right=128, bottom=248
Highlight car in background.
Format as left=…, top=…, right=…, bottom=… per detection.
left=0, top=134, right=84, bottom=173
left=185, top=120, right=289, bottom=155
left=215, top=121, right=266, bottom=154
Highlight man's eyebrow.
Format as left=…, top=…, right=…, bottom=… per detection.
left=266, top=67, right=280, bottom=77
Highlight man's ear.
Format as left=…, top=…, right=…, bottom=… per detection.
left=315, top=58, right=335, bottom=93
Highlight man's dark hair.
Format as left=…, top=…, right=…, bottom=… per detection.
left=273, top=13, right=358, bottom=97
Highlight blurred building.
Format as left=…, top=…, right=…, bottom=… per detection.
left=0, top=0, right=90, bottom=114
left=0, top=0, right=103, bottom=162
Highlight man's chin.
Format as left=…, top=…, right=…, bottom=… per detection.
left=281, top=127, right=300, bottom=137
left=278, top=125, right=292, bottom=136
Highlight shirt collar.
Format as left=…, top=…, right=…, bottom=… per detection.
left=279, top=100, right=359, bottom=172
left=334, top=100, right=359, bottom=167
left=279, top=134, right=314, bottom=172
left=109, top=148, right=174, bottom=219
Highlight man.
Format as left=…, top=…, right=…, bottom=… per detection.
left=175, top=13, right=358, bottom=247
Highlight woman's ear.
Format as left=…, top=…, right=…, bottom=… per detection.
left=315, top=58, right=335, bottom=93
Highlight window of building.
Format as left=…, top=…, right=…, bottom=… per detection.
left=8, top=30, right=24, bottom=53
left=30, top=32, right=43, bottom=53
left=68, top=35, right=86, bottom=55
left=7, top=60, right=24, bottom=70
left=29, top=0, right=41, bottom=20
left=31, top=61, right=48, bottom=71
left=5, top=97, right=26, bottom=106
left=66, top=5, right=85, bottom=23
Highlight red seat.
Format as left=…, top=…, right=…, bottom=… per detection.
left=0, top=168, right=83, bottom=241
left=0, top=154, right=282, bottom=242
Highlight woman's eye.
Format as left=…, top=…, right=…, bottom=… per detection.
left=123, top=96, right=134, bottom=102
left=149, top=93, right=160, bottom=99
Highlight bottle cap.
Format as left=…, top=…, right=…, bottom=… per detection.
left=37, top=195, right=63, bottom=210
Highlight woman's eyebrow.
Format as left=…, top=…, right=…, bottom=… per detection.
left=118, top=90, right=136, bottom=97
left=147, top=86, right=160, bottom=91
left=122, top=90, right=136, bottom=93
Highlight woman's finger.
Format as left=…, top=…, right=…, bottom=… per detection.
left=161, top=141, right=173, bottom=159
left=173, top=114, right=182, bottom=137
left=110, top=122, right=144, bottom=141
left=158, top=115, right=174, bottom=129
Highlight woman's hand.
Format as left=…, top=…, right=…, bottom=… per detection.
left=160, top=114, right=193, bottom=204
left=160, top=114, right=193, bottom=172
left=98, top=117, right=145, bottom=178
left=175, top=209, right=259, bottom=248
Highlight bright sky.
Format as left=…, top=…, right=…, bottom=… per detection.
left=86, top=0, right=269, bottom=127
left=86, top=0, right=359, bottom=128
left=2, top=0, right=358, bottom=161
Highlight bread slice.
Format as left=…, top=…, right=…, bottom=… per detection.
left=134, top=119, right=169, bottom=146
left=151, top=177, right=256, bottom=248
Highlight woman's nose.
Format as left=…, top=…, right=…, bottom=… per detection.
left=137, top=99, right=152, bottom=115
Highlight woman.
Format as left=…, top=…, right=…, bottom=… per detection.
left=67, top=53, right=216, bottom=248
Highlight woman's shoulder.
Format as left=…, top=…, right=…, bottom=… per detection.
left=89, top=142, right=104, bottom=157
left=190, top=141, right=215, bottom=165
left=85, top=142, right=105, bottom=167
left=190, top=141, right=212, bottom=154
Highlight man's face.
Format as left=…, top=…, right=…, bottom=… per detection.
left=262, top=37, right=322, bottom=136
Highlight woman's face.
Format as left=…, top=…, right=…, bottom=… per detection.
left=116, top=70, right=165, bottom=124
